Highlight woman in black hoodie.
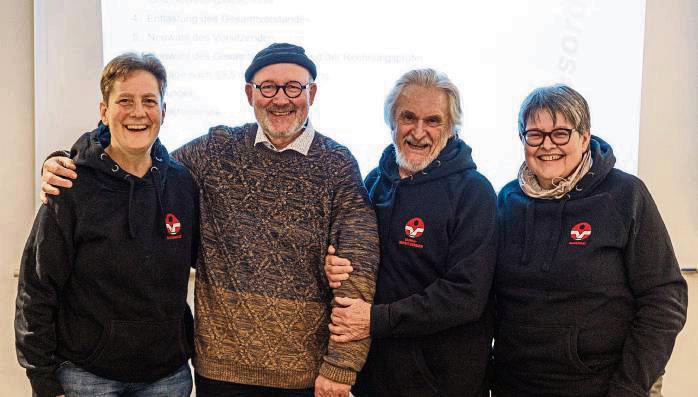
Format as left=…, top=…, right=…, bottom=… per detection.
left=493, top=85, right=687, bottom=397
left=15, top=53, right=198, bottom=397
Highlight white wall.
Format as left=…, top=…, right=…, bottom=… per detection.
left=1, top=0, right=36, bottom=394
left=638, top=0, right=698, bottom=393
left=2, top=1, right=105, bottom=394
left=33, top=0, right=104, bottom=188
left=1, top=0, right=695, bottom=395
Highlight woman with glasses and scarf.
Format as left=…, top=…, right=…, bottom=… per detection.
left=492, top=84, right=687, bottom=397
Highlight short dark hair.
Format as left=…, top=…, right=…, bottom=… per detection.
left=100, top=52, right=167, bottom=103
left=518, top=84, right=590, bottom=135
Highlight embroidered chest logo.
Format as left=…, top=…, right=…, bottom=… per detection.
left=165, top=213, right=183, bottom=240
left=400, top=217, right=425, bottom=249
left=405, top=217, right=425, bottom=238
left=569, top=222, right=591, bottom=246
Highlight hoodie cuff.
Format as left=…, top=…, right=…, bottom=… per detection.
left=370, top=303, right=391, bottom=339
left=607, top=381, right=647, bottom=397
left=29, top=371, right=65, bottom=397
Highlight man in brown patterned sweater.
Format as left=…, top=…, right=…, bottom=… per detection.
left=175, top=43, right=379, bottom=397
left=40, top=43, right=379, bottom=397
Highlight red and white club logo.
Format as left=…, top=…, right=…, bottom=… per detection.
left=165, top=213, right=181, bottom=236
left=570, top=222, right=592, bottom=241
left=405, top=217, right=425, bottom=239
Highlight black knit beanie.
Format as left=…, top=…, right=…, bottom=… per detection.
left=244, top=43, right=317, bottom=82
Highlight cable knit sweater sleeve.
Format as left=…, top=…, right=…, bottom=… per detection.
left=171, top=130, right=214, bottom=184
left=320, top=147, right=379, bottom=385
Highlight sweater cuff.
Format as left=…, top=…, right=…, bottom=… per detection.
left=319, top=361, right=356, bottom=386
left=41, top=150, right=71, bottom=176
left=46, top=150, right=71, bottom=161
left=369, top=303, right=391, bottom=339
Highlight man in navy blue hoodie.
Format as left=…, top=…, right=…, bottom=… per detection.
left=326, top=69, right=497, bottom=397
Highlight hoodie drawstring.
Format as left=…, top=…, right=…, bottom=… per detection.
left=520, top=200, right=536, bottom=266
left=125, top=176, right=137, bottom=239
left=520, top=197, right=570, bottom=271
left=543, top=174, right=594, bottom=270
left=541, top=198, right=569, bottom=272
left=151, top=166, right=167, bottom=238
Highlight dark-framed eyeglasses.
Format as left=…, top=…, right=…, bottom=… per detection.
left=521, top=128, right=577, bottom=147
left=251, top=80, right=310, bottom=98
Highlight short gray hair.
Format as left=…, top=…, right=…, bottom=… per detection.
left=384, top=68, right=462, bottom=136
left=518, top=84, right=590, bottom=135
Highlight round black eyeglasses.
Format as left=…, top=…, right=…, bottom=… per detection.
left=521, top=128, right=577, bottom=147
left=251, top=80, right=309, bottom=98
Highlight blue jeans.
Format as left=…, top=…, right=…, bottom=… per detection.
left=56, top=361, right=192, bottom=396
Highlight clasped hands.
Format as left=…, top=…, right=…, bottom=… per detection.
left=324, top=246, right=371, bottom=343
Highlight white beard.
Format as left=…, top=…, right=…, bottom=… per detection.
left=393, top=132, right=450, bottom=174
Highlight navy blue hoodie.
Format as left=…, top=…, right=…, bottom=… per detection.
left=494, top=136, right=687, bottom=397
left=15, top=124, right=199, bottom=397
left=353, top=138, right=497, bottom=397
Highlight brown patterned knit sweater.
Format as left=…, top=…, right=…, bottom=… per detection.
left=172, top=123, right=379, bottom=388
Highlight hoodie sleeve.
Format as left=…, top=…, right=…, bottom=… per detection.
left=320, top=149, right=380, bottom=386
left=607, top=181, right=687, bottom=397
left=15, top=199, right=75, bottom=397
left=371, top=173, right=497, bottom=338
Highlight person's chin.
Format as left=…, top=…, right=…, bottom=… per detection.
left=268, top=127, right=297, bottom=139
left=123, top=138, right=150, bottom=150
left=267, top=120, right=301, bottom=135
left=398, top=156, right=429, bottom=173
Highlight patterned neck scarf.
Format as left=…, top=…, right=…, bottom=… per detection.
left=518, top=149, right=593, bottom=200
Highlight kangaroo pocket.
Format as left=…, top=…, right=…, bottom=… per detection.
left=421, top=322, right=492, bottom=395
left=83, top=319, right=188, bottom=382
left=495, top=323, right=594, bottom=376
left=364, top=338, right=440, bottom=397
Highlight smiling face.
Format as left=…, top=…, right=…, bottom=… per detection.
left=523, top=110, right=590, bottom=189
left=392, top=84, right=451, bottom=177
left=100, top=70, right=165, bottom=159
left=245, top=63, right=317, bottom=149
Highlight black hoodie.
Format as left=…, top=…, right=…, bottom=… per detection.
left=494, top=136, right=687, bottom=397
left=353, top=138, right=497, bottom=397
left=15, top=124, right=199, bottom=397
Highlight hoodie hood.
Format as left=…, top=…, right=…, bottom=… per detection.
left=70, top=122, right=171, bottom=239
left=564, top=135, right=615, bottom=199
left=71, top=122, right=170, bottom=179
left=378, top=137, right=477, bottom=185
